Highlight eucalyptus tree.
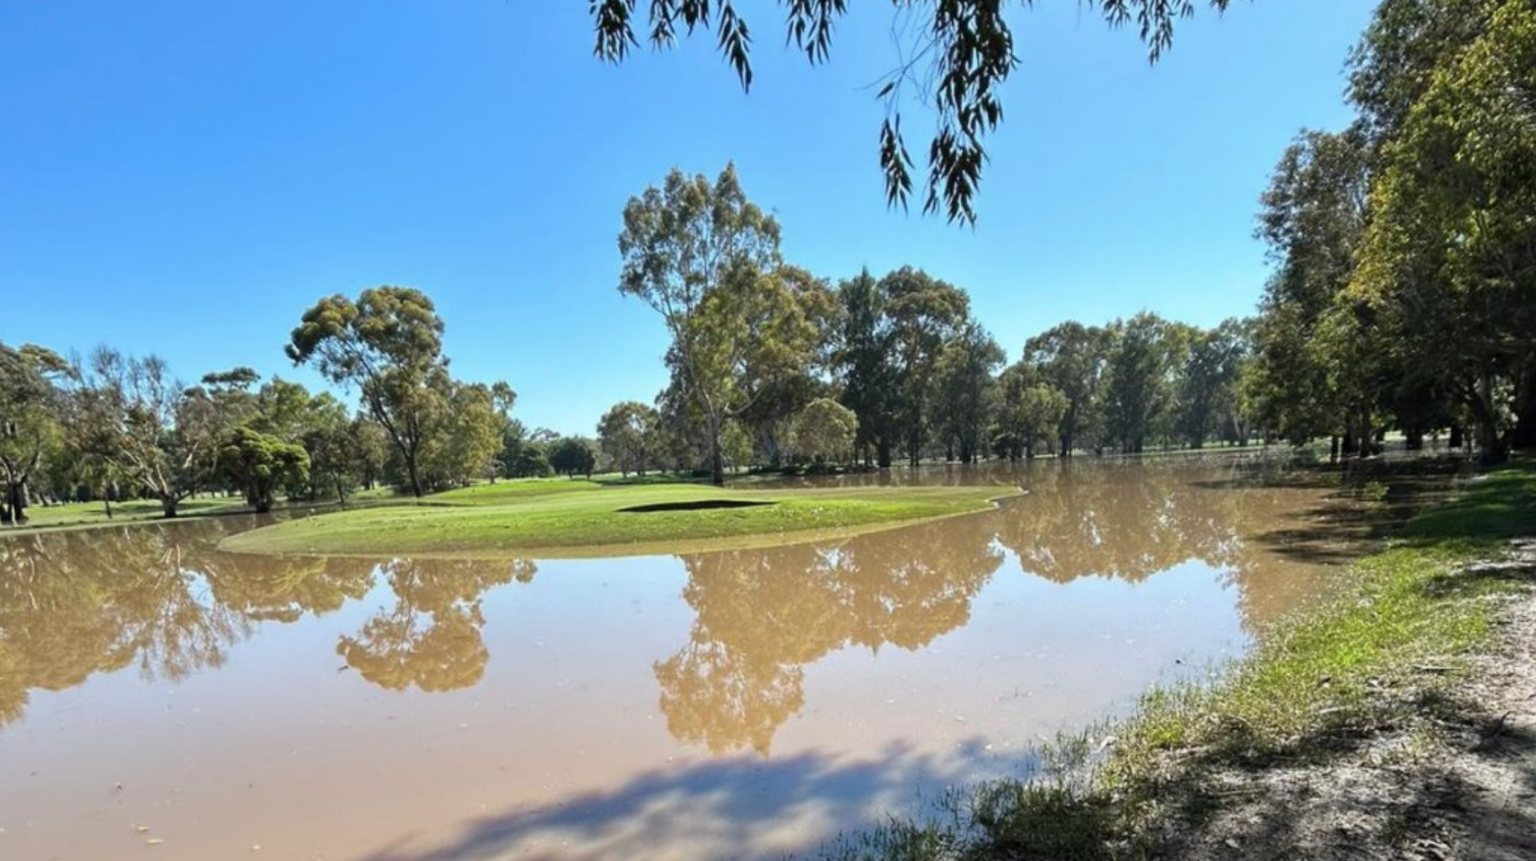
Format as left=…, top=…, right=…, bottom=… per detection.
left=219, top=426, right=309, bottom=514
left=423, top=381, right=506, bottom=487
left=549, top=437, right=599, bottom=479
left=287, top=286, right=450, bottom=496
left=1103, top=313, right=1179, bottom=454
left=789, top=398, right=858, bottom=466
left=1023, top=321, right=1113, bottom=456
left=76, top=349, right=226, bottom=518
left=734, top=265, right=839, bottom=465
left=835, top=268, right=899, bottom=467
left=617, top=164, right=814, bottom=486
left=993, top=362, right=1068, bottom=460
left=586, top=0, right=1233, bottom=224
left=598, top=400, right=662, bottom=477
left=1248, top=128, right=1376, bottom=454
left=0, top=343, right=69, bottom=525
left=1177, top=318, right=1252, bottom=448
left=880, top=266, right=970, bottom=466
left=1348, top=0, right=1536, bottom=459
left=933, top=321, right=1005, bottom=463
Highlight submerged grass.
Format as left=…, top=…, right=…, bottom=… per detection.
left=809, top=460, right=1536, bottom=861
left=218, top=480, right=1022, bottom=557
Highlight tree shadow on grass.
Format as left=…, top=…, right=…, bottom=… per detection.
left=351, top=739, right=1032, bottom=861
left=1244, top=464, right=1476, bottom=566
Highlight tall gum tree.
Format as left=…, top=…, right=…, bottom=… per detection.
left=1349, top=0, right=1536, bottom=460
left=835, top=268, right=899, bottom=467
left=617, top=164, right=790, bottom=486
left=879, top=266, right=970, bottom=467
left=287, top=286, right=449, bottom=497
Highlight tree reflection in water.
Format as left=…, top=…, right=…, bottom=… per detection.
left=0, top=461, right=1341, bottom=748
left=0, top=521, right=254, bottom=729
left=656, top=461, right=1338, bottom=755
left=657, top=513, right=1005, bottom=755
left=337, top=557, right=537, bottom=692
left=990, top=460, right=1336, bottom=624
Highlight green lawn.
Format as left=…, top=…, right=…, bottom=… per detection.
left=218, top=480, right=1021, bottom=557
left=11, top=496, right=246, bottom=530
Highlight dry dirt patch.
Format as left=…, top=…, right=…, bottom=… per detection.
left=1163, top=540, right=1536, bottom=861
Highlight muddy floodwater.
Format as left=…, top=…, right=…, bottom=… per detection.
left=0, top=459, right=1353, bottom=861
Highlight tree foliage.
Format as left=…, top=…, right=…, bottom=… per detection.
left=789, top=398, right=859, bottom=465
left=287, top=286, right=449, bottom=496
left=219, top=426, right=309, bottom=514
left=587, top=0, right=1232, bottom=224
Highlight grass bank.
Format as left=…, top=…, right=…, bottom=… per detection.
left=218, top=479, right=1022, bottom=557
left=5, top=496, right=246, bottom=531
left=813, top=462, right=1536, bottom=861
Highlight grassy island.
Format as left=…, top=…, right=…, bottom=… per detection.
left=217, top=478, right=1023, bottom=558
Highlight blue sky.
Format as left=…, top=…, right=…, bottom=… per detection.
left=0, top=1, right=1374, bottom=435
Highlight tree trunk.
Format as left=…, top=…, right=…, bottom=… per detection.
left=161, top=495, right=179, bottom=518
left=1330, top=435, right=1340, bottom=464
left=4, top=482, right=26, bottom=526
left=710, top=444, right=726, bottom=487
left=1473, top=374, right=1510, bottom=464
left=406, top=459, right=424, bottom=497
left=707, top=416, right=727, bottom=487
left=1449, top=425, right=1464, bottom=449
left=876, top=438, right=892, bottom=469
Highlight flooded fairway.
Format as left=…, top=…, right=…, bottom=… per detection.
left=0, top=459, right=1351, bottom=860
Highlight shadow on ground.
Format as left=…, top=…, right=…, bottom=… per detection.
left=351, top=739, right=1030, bottom=861
left=1157, top=548, right=1536, bottom=861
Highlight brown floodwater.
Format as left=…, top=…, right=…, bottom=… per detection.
left=0, top=458, right=1353, bottom=861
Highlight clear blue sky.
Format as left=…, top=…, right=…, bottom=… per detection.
left=0, top=1, right=1374, bottom=435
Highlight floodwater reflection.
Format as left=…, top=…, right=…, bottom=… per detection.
left=338, top=557, right=537, bottom=692
left=0, top=459, right=1355, bottom=861
left=659, top=514, right=1004, bottom=754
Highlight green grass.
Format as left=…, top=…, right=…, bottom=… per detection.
left=9, top=496, right=246, bottom=530
left=218, top=479, right=1022, bottom=557
left=807, top=460, right=1536, bottom=861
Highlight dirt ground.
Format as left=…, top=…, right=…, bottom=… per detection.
left=1163, top=540, right=1536, bottom=861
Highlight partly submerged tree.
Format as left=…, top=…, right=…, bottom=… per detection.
left=835, top=268, right=900, bottom=467
left=586, top=0, right=1234, bottom=224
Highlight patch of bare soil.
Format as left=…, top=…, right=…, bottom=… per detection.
left=1160, top=540, right=1536, bottom=861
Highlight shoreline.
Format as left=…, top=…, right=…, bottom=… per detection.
left=812, top=462, right=1536, bottom=861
